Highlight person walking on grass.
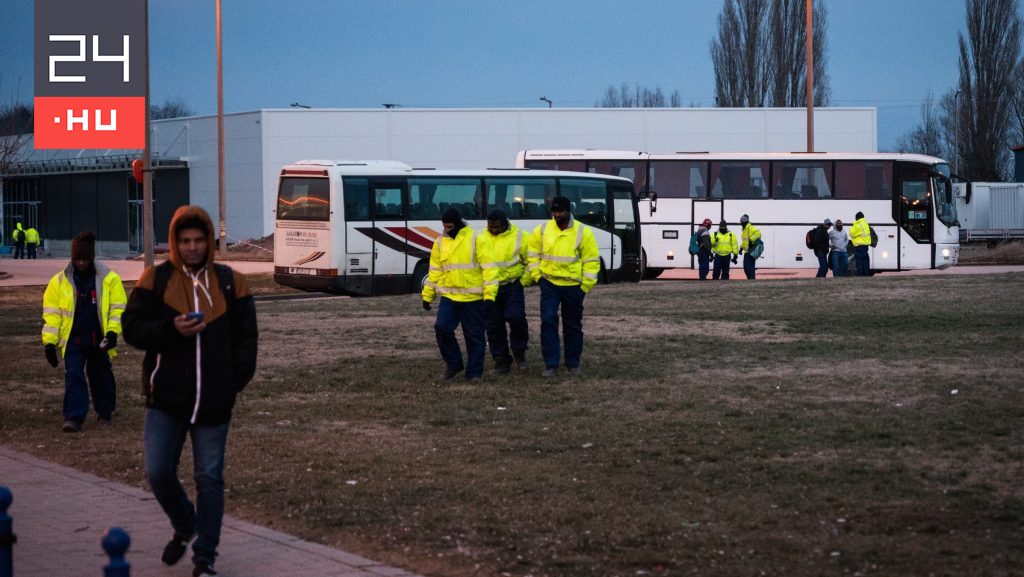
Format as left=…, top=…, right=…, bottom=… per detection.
left=422, top=207, right=496, bottom=382
left=711, top=219, right=739, bottom=280
left=812, top=219, right=833, bottom=278
left=41, top=231, right=126, bottom=433
left=123, top=205, right=259, bottom=577
left=479, top=209, right=531, bottom=373
left=527, top=196, right=600, bottom=377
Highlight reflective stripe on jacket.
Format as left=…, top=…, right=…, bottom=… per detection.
left=740, top=223, right=761, bottom=251
left=24, top=228, right=40, bottom=244
left=711, top=231, right=739, bottom=256
left=850, top=218, right=871, bottom=246
left=527, top=217, right=600, bottom=293
left=421, top=225, right=497, bottom=303
left=41, top=262, right=127, bottom=358
left=480, top=224, right=531, bottom=287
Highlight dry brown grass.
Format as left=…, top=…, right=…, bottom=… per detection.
left=2, top=272, right=1023, bottom=576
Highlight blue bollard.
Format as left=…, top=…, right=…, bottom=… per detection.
left=101, top=527, right=130, bottom=577
left=0, top=486, right=14, bottom=577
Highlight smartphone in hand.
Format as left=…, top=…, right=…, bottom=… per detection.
left=186, top=311, right=205, bottom=323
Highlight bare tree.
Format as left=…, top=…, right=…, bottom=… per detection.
left=767, top=0, right=831, bottom=107
left=955, top=0, right=1022, bottom=181
left=895, top=92, right=945, bottom=157
left=711, top=0, right=769, bottom=107
left=597, top=83, right=682, bottom=108
left=0, top=104, right=32, bottom=174
left=150, top=97, right=194, bottom=120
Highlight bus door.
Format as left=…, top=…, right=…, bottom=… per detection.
left=369, top=179, right=409, bottom=292
left=609, top=182, right=641, bottom=281
left=340, top=177, right=375, bottom=292
left=692, top=200, right=723, bottom=267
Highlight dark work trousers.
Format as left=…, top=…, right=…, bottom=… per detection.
left=485, top=281, right=529, bottom=361
left=712, top=255, right=732, bottom=280
left=743, top=253, right=756, bottom=279
left=435, top=297, right=487, bottom=378
left=697, top=252, right=712, bottom=280
left=62, top=342, right=116, bottom=423
left=26, top=243, right=37, bottom=258
left=13, top=239, right=24, bottom=259
left=854, top=245, right=871, bottom=276
left=539, top=278, right=585, bottom=370
left=815, top=251, right=830, bottom=277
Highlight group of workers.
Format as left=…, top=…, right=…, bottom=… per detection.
left=10, top=221, right=41, bottom=258
left=693, top=211, right=873, bottom=280
left=421, top=195, right=600, bottom=381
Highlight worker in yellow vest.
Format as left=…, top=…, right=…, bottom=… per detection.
left=711, top=219, right=739, bottom=280
left=479, top=209, right=531, bottom=373
left=24, top=225, right=40, bottom=259
left=739, top=214, right=762, bottom=279
left=849, top=211, right=872, bottom=276
left=41, top=231, right=126, bottom=432
left=527, top=196, right=600, bottom=377
left=422, top=208, right=497, bottom=382
left=11, top=222, right=25, bottom=259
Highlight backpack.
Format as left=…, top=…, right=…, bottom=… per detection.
left=749, top=238, right=764, bottom=259
left=804, top=228, right=815, bottom=250
left=688, top=231, right=700, bottom=256
left=869, top=227, right=878, bottom=248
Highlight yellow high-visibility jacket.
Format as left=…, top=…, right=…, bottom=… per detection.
left=422, top=225, right=497, bottom=303
left=527, top=217, right=600, bottom=293
left=711, top=230, right=739, bottom=256
left=740, top=223, right=761, bottom=251
left=480, top=224, right=531, bottom=288
left=850, top=217, right=871, bottom=247
left=24, top=227, right=40, bottom=244
left=11, top=224, right=23, bottom=242
left=42, top=262, right=127, bottom=358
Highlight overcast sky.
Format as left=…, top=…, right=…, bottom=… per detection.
left=1, top=0, right=999, bottom=151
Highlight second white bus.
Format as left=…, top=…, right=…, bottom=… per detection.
left=518, top=150, right=960, bottom=277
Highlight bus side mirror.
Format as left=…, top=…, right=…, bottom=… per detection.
left=649, top=191, right=658, bottom=215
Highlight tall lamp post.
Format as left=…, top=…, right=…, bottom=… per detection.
left=805, top=0, right=814, bottom=152
left=954, top=89, right=962, bottom=174
left=539, top=96, right=553, bottom=108
left=216, top=0, right=227, bottom=253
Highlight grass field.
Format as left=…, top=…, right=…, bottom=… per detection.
left=1, top=272, right=1022, bottom=577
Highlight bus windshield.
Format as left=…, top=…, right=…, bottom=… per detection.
left=277, top=177, right=330, bottom=221
left=932, top=164, right=958, bottom=227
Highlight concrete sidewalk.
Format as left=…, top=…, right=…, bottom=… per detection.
left=0, top=258, right=274, bottom=287
left=0, top=447, right=422, bottom=577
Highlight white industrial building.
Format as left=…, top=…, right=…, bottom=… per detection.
left=3, top=107, right=876, bottom=254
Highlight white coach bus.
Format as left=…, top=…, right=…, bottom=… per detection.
left=517, top=150, right=960, bottom=277
left=274, top=160, right=642, bottom=295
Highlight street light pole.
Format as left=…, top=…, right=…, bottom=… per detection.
left=805, top=0, right=814, bottom=153
left=954, top=89, right=962, bottom=174
left=539, top=96, right=552, bottom=108
left=142, top=0, right=153, bottom=267
left=216, top=0, right=227, bottom=253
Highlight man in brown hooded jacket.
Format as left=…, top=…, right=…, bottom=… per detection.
left=123, top=205, right=258, bottom=577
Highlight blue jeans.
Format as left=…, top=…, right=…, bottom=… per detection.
left=712, top=255, right=731, bottom=280
left=697, top=253, right=711, bottom=280
left=62, top=342, right=116, bottom=423
left=485, top=282, right=529, bottom=360
left=435, top=297, right=486, bottom=378
left=854, top=245, right=870, bottom=276
left=144, top=408, right=230, bottom=565
left=743, top=253, right=756, bottom=279
left=815, top=252, right=830, bottom=277
left=831, top=251, right=849, bottom=277
left=539, top=279, right=585, bottom=369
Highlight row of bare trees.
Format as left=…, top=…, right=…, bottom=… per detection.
left=896, top=0, right=1022, bottom=181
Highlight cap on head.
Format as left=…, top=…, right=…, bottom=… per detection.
left=487, top=208, right=508, bottom=225
left=702, top=218, right=712, bottom=228
left=71, top=231, right=96, bottom=261
left=824, top=218, right=833, bottom=226
left=740, top=214, right=750, bottom=224
left=549, top=196, right=571, bottom=213
left=441, top=208, right=462, bottom=224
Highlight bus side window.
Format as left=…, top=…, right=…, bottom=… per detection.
left=343, top=178, right=370, bottom=220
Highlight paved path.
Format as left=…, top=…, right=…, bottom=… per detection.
left=0, top=447, right=422, bottom=577
left=0, top=258, right=273, bottom=287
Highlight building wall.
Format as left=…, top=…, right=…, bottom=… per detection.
left=149, top=107, right=877, bottom=239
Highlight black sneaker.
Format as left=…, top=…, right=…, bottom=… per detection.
left=161, top=535, right=191, bottom=565
left=61, top=420, right=82, bottom=433
left=192, top=560, right=217, bottom=576
left=436, top=368, right=462, bottom=383
left=493, top=355, right=512, bottom=375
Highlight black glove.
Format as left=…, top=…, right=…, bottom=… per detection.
left=422, top=300, right=432, bottom=311
left=101, top=331, right=117, bottom=351
left=738, top=249, right=744, bottom=255
left=731, top=255, right=738, bottom=265
left=45, top=344, right=59, bottom=368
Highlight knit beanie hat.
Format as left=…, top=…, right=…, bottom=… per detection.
left=441, top=208, right=462, bottom=224
left=550, top=196, right=571, bottom=213
left=71, top=231, right=96, bottom=261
